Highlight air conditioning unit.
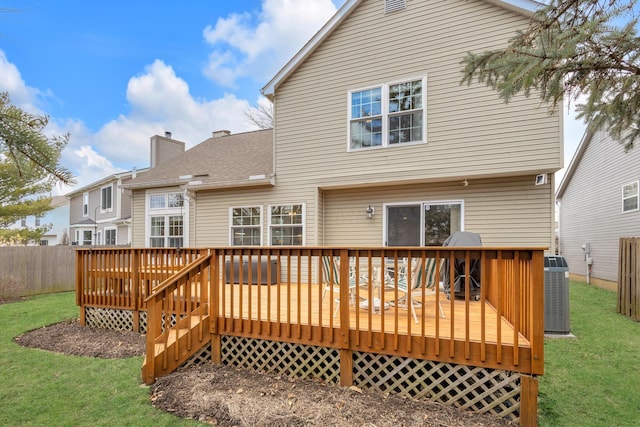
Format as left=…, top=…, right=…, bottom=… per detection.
left=544, top=255, right=570, bottom=334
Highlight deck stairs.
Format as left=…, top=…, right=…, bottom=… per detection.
left=142, top=305, right=210, bottom=381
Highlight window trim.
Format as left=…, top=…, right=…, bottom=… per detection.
left=229, top=206, right=263, bottom=246
left=145, top=189, right=188, bottom=248
left=100, top=185, right=113, bottom=212
left=83, top=192, right=89, bottom=217
left=622, top=180, right=639, bottom=213
left=347, top=75, right=427, bottom=152
left=104, top=227, right=117, bottom=245
left=268, top=203, right=305, bottom=246
left=382, top=199, right=464, bottom=246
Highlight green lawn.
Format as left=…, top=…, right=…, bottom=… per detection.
left=539, top=281, right=640, bottom=426
left=2, top=284, right=638, bottom=426
left=0, top=292, right=201, bottom=426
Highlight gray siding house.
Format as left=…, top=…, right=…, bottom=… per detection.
left=556, top=128, right=640, bottom=289
left=126, top=0, right=562, bottom=251
left=67, top=168, right=150, bottom=246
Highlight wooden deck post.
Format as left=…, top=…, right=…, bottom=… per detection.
left=210, top=249, right=221, bottom=365
left=131, top=250, right=140, bottom=333
left=338, top=249, right=353, bottom=386
left=520, top=374, right=538, bottom=427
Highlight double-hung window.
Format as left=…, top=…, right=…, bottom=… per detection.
left=101, top=185, right=113, bottom=211
left=349, top=77, right=425, bottom=150
left=148, top=191, right=185, bottom=247
left=623, top=181, right=639, bottom=212
left=269, top=204, right=304, bottom=246
left=230, top=207, right=262, bottom=246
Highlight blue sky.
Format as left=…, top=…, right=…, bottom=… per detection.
left=0, top=0, right=585, bottom=195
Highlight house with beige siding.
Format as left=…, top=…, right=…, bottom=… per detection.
left=126, top=0, right=561, bottom=252
left=67, top=168, right=149, bottom=246
left=556, top=128, right=640, bottom=289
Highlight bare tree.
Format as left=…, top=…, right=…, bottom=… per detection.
left=245, top=99, right=274, bottom=129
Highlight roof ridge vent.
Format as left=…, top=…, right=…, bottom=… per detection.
left=385, top=0, right=406, bottom=13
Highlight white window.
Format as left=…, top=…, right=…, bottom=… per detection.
left=349, top=77, right=425, bottom=150
left=385, top=201, right=463, bottom=246
left=83, top=192, right=89, bottom=217
left=20, top=218, right=26, bottom=227
left=35, top=216, right=41, bottom=227
left=105, top=228, right=117, bottom=245
left=149, top=192, right=183, bottom=210
left=623, top=181, right=639, bottom=212
left=269, top=204, right=304, bottom=246
left=40, top=240, right=48, bottom=246
left=82, top=230, right=92, bottom=246
left=146, top=191, right=186, bottom=247
left=150, top=215, right=183, bottom=248
left=230, top=207, right=262, bottom=246
left=101, top=185, right=113, bottom=211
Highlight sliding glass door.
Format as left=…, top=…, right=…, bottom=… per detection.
left=385, top=201, right=462, bottom=246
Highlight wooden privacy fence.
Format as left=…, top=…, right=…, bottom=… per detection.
left=0, top=246, right=76, bottom=298
left=618, top=237, right=640, bottom=321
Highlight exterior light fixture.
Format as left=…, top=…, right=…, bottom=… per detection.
left=365, top=205, right=375, bottom=219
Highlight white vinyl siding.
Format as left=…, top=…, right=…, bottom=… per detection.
left=558, top=128, right=640, bottom=283
left=321, top=176, right=552, bottom=248
left=273, top=0, right=561, bottom=190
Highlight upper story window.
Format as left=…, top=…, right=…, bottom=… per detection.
left=349, top=77, right=425, bottom=150
left=83, top=192, right=89, bottom=217
left=623, top=181, right=639, bottom=212
left=35, top=216, right=41, bottom=227
left=230, top=207, right=262, bottom=246
left=20, top=217, right=27, bottom=227
left=101, top=185, right=113, bottom=211
left=149, top=192, right=184, bottom=209
left=269, top=204, right=304, bottom=246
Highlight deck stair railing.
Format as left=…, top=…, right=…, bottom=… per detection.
left=141, top=252, right=212, bottom=384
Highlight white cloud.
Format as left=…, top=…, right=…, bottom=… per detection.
left=0, top=50, right=43, bottom=114
left=93, top=60, right=256, bottom=167
left=202, top=0, right=339, bottom=87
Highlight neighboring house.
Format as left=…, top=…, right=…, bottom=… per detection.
left=67, top=168, right=150, bottom=246
left=39, top=196, right=70, bottom=245
left=2, top=196, right=70, bottom=246
left=556, top=128, right=640, bottom=289
left=126, top=0, right=561, bottom=251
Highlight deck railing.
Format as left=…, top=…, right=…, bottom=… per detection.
left=208, top=247, right=544, bottom=376
left=143, top=253, right=212, bottom=384
left=76, top=246, right=544, bottom=375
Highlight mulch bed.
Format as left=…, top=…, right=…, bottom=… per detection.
left=13, top=319, right=515, bottom=426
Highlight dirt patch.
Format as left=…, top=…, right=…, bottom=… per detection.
left=14, top=319, right=145, bottom=359
left=15, top=320, right=514, bottom=426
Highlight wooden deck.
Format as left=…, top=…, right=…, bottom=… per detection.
left=76, top=246, right=544, bottom=426
left=219, top=283, right=527, bottom=346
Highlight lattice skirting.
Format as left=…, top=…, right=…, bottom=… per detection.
left=180, top=336, right=522, bottom=423
left=353, top=352, right=521, bottom=421
left=84, top=308, right=180, bottom=335
left=84, top=307, right=134, bottom=331
left=219, top=336, right=342, bottom=384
